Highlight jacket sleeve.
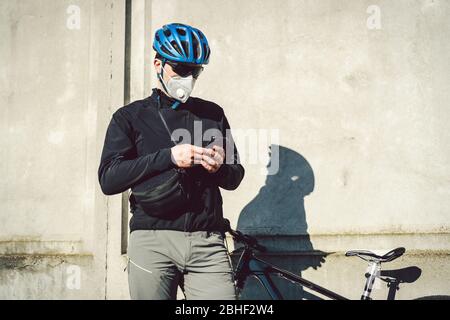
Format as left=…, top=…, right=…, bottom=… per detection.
left=98, top=110, right=175, bottom=196
left=210, top=113, right=245, bottom=190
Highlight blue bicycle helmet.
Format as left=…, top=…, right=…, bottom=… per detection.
left=153, top=23, right=211, bottom=65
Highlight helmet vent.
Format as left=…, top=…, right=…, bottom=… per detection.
left=171, top=41, right=182, bottom=55
left=177, top=28, right=186, bottom=36
left=192, top=37, right=199, bottom=60
left=181, top=41, right=189, bottom=57
left=163, top=29, right=171, bottom=37
left=160, top=46, right=171, bottom=56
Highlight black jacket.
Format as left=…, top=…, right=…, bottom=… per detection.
left=98, top=88, right=245, bottom=232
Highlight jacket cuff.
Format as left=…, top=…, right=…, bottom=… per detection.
left=156, top=147, right=176, bottom=171
left=211, top=164, right=229, bottom=181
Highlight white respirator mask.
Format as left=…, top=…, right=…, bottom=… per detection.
left=158, top=64, right=196, bottom=104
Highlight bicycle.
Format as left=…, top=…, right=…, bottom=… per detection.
left=220, top=219, right=449, bottom=300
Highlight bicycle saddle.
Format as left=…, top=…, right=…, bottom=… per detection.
left=379, top=266, right=422, bottom=283
left=345, top=247, right=405, bottom=263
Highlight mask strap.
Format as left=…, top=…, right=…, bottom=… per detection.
left=157, top=68, right=181, bottom=111
left=158, top=58, right=170, bottom=95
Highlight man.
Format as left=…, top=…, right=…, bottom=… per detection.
left=98, top=23, right=245, bottom=300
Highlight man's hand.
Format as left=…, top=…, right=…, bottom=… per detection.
left=201, top=144, right=225, bottom=173
left=170, top=144, right=213, bottom=168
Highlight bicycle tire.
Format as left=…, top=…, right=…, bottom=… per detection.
left=413, top=295, right=450, bottom=300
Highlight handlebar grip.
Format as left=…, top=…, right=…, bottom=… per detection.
left=220, top=218, right=267, bottom=252
left=220, top=218, right=232, bottom=233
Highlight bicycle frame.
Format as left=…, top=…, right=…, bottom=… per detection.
left=232, top=245, right=349, bottom=300
left=221, top=219, right=402, bottom=300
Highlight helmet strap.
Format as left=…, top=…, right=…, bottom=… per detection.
left=157, top=58, right=170, bottom=95
left=158, top=57, right=166, bottom=79
left=157, top=57, right=182, bottom=110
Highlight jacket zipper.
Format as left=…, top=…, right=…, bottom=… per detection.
left=184, top=110, right=191, bottom=232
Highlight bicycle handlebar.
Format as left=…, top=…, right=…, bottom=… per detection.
left=220, top=218, right=267, bottom=252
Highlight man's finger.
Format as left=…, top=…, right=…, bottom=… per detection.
left=193, top=145, right=216, bottom=158
left=212, top=145, right=225, bottom=158
left=193, top=154, right=203, bottom=164
left=202, top=154, right=217, bottom=166
left=211, top=152, right=224, bottom=165
left=192, top=145, right=207, bottom=155
left=201, top=160, right=213, bottom=172
left=212, top=144, right=224, bottom=151
left=205, top=148, right=216, bottom=157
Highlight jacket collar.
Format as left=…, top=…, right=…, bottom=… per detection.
left=150, top=88, right=190, bottom=110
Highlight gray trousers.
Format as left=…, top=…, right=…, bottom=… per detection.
left=127, top=229, right=237, bottom=300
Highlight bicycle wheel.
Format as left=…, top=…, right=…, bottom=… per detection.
left=413, top=295, right=450, bottom=300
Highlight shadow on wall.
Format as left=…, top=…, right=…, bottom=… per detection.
left=230, top=145, right=426, bottom=300
left=233, top=145, right=327, bottom=300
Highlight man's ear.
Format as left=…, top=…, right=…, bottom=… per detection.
left=154, top=59, right=161, bottom=73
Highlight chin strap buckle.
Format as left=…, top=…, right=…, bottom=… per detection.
left=171, top=101, right=181, bottom=110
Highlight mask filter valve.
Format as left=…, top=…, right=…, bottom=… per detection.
left=176, top=88, right=186, bottom=99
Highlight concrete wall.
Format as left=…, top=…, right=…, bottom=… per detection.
left=152, top=0, right=450, bottom=299
left=1, top=0, right=449, bottom=299
left=0, top=0, right=127, bottom=299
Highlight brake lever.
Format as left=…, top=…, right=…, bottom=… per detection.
left=233, top=230, right=268, bottom=252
